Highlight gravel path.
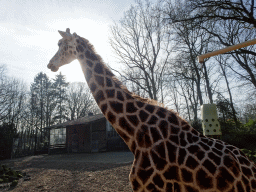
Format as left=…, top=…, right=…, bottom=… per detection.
left=0, top=152, right=134, bottom=191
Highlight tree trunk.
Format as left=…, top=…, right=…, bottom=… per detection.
left=202, top=61, right=213, bottom=103
left=219, top=61, right=239, bottom=127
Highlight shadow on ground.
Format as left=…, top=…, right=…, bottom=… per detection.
left=0, top=152, right=134, bottom=172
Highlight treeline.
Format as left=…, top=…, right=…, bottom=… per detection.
left=110, top=0, right=256, bottom=124
left=0, top=65, right=100, bottom=159
left=0, top=65, right=99, bottom=130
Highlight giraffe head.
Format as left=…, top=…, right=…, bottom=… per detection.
left=47, top=28, right=78, bottom=72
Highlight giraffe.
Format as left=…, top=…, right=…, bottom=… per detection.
left=47, top=28, right=256, bottom=192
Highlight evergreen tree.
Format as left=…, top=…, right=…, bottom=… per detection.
left=52, top=72, right=69, bottom=124
left=30, top=72, right=53, bottom=143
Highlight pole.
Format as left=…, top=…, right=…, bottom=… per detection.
left=197, top=39, right=256, bottom=63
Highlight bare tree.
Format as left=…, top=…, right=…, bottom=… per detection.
left=66, top=82, right=96, bottom=120
left=165, top=0, right=256, bottom=28
left=0, top=64, right=27, bottom=126
left=167, top=15, right=212, bottom=106
left=164, top=0, right=256, bottom=90
left=110, top=0, right=172, bottom=101
left=202, top=18, right=256, bottom=90
left=216, top=55, right=239, bottom=126
left=0, top=64, right=13, bottom=121
left=243, top=103, right=256, bottom=121
left=5, top=80, right=27, bottom=126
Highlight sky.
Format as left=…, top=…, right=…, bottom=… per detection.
left=0, top=0, right=135, bottom=85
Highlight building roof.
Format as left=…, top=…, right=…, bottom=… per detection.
left=43, top=114, right=105, bottom=129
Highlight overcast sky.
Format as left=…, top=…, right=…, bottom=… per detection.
left=0, top=0, right=135, bottom=85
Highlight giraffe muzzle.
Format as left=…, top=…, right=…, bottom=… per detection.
left=47, top=63, right=59, bottom=72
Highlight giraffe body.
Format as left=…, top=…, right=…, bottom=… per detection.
left=48, top=29, right=256, bottom=192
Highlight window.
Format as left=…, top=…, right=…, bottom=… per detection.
left=106, top=121, right=118, bottom=137
left=50, top=128, right=66, bottom=145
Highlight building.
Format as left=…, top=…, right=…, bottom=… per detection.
left=43, top=114, right=128, bottom=154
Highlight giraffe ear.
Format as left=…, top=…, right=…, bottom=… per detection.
left=66, top=28, right=70, bottom=34
left=58, top=30, right=72, bottom=40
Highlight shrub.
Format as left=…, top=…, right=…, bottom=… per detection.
left=10, top=180, right=18, bottom=187
left=0, top=164, right=24, bottom=188
left=240, top=149, right=256, bottom=163
left=190, top=119, right=203, bottom=134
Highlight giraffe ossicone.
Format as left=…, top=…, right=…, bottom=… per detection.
left=48, top=28, right=256, bottom=192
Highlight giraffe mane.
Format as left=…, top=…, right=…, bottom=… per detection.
left=132, top=94, right=166, bottom=107
left=79, top=36, right=104, bottom=62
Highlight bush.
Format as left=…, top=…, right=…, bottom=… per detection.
left=223, top=133, right=256, bottom=151
left=244, top=119, right=256, bottom=131
left=190, top=119, right=203, bottom=134
left=240, top=149, right=256, bottom=163
left=217, top=117, right=256, bottom=150
left=0, top=164, right=23, bottom=187
left=10, top=180, right=18, bottom=187
left=0, top=123, right=18, bottom=160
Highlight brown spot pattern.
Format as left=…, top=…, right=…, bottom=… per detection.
left=156, top=108, right=167, bottom=118
left=106, top=77, right=113, bottom=87
left=136, top=101, right=144, bottom=108
left=196, top=169, right=213, bottom=189
left=139, top=110, right=149, bottom=122
left=116, top=128, right=130, bottom=143
left=87, top=59, right=93, bottom=67
left=181, top=168, right=193, bottom=183
left=85, top=69, right=92, bottom=82
left=140, top=152, right=151, bottom=169
left=94, top=63, right=104, bottom=74
left=106, top=89, right=115, bottom=98
left=109, top=101, right=123, bottom=113
left=85, top=50, right=98, bottom=61
left=147, top=115, right=158, bottom=125
left=119, top=117, right=134, bottom=135
left=153, top=173, right=164, bottom=189
left=107, top=111, right=116, bottom=124
left=77, top=45, right=84, bottom=52
left=101, top=104, right=107, bottom=114
left=95, top=90, right=105, bottom=104
left=117, top=91, right=124, bottom=101
left=145, top=104, right=155, bottom=113
left=158, top=120, right=168, bottom=138
left=127, top=115, right=139, bottom=126
left=137, top=168, right=154, bottom=184
left=95, top=75, right=104, bottom=87
left=168, top=113, right=179, bottom=125
left=126, top=102, right=138, bottom=113
left=136, top=125, right=151, bottom=148
left=151, top=150, right=167, bottom=170
left=90, top=83, right=96, bottom=93
left=164, top=165, right=180, bottom=181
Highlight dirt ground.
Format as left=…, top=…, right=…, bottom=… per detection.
left=0, top=152, right=134, bottom=192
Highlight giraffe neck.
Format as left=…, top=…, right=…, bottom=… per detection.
left=76, top=37, right=138, bottom=152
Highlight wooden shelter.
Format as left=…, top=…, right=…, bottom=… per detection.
left=43, top=114, right=128, bottom=154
